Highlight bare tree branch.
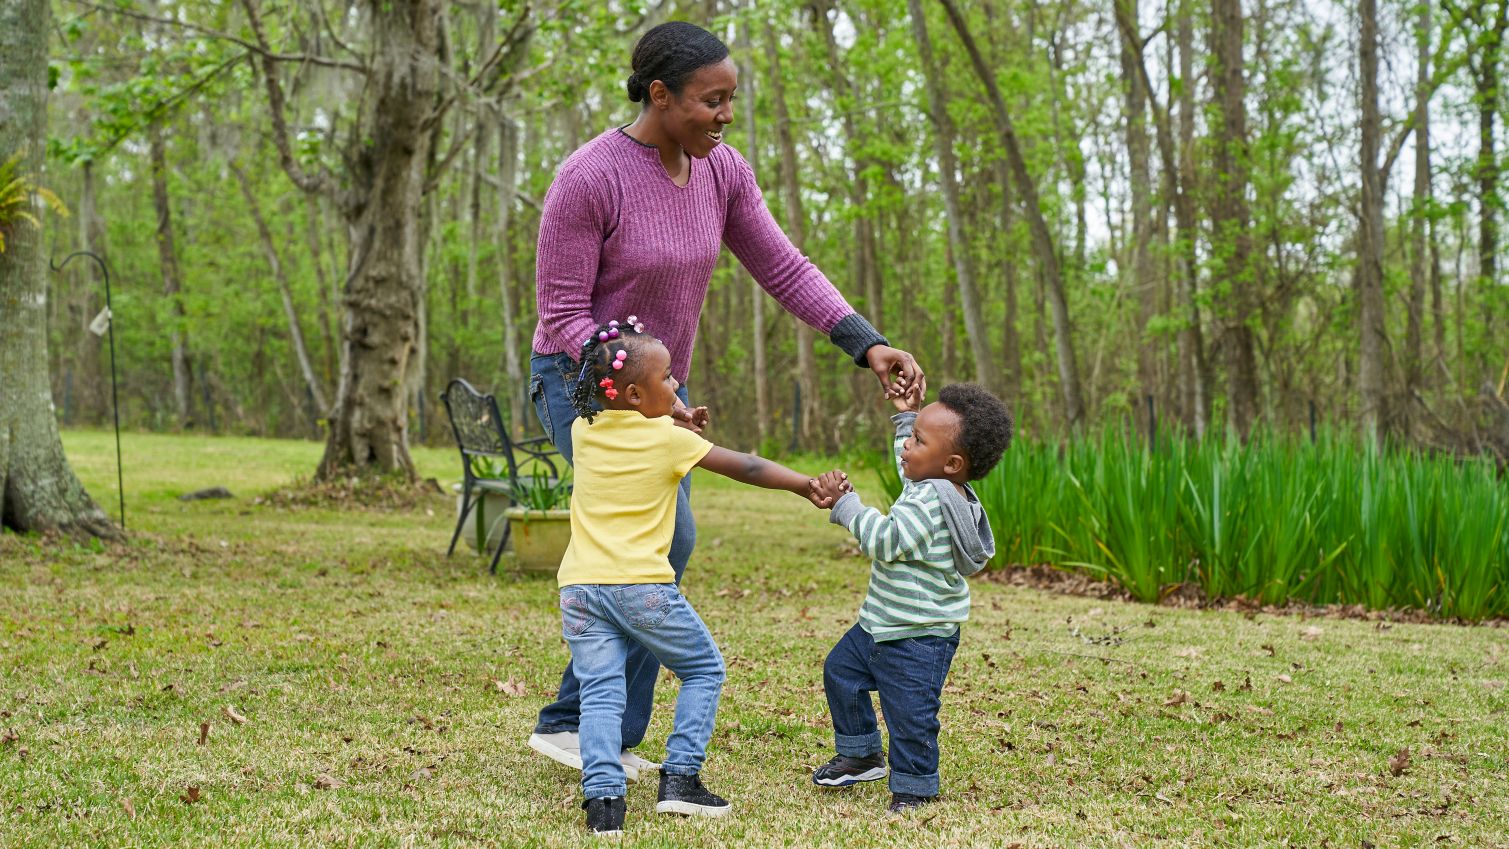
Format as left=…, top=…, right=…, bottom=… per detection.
left=73, top=0, right=367, bottom=72
left=237, top=0, right=340, bottom=199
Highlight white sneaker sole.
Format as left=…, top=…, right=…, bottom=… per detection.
left=528, top=734, right=641, bottom=782
left=814, top=767, right=887, bottom=786
left=655, top=800, right=731, bottom=817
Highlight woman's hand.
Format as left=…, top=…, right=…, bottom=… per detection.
left=672, top=399, right=710, bottom=433
left=866, top=345, right=926, bottom=401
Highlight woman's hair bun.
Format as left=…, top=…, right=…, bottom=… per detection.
left=625, top=72, right=647, bottom=102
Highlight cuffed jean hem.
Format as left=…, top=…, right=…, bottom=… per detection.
left=533, top=722, right=578, bottom=734
left=660, top=765, right=699, bottom=777
left=835, top=731, right=883, bottom=757
left=584, top=783, right=628, bottom=801
left=889, top=770, right=939, bottom=797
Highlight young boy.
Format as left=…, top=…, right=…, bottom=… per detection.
left=809, top=383, right=1013, bottom=812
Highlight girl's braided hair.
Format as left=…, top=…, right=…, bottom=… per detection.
left=570, top=320, right=653, bottom=424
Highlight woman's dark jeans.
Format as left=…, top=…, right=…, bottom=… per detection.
left=528, top=352, right=695, bottom=748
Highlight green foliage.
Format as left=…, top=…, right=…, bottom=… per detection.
left=0, top=150, right=68, bottom=254
left=976, top=429, right=1509, bottom=620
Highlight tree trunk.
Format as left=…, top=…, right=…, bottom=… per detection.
left=313, top=1, right=443, bottom=480
left=1120, top=0, right=1159, bottom=433
left=736, top=13, right=769, bottom=446
left=936, top=0, right=1082, bottom=426
left=1208, top=0, right=1260, bottom=438
left=762, top=22, right=821, bottom=445
left=1475, top=6, right=1508, bottom=384
left=1407, top=0, right=1431, bottom=402
left=908, top=0, right=997, bottom=393
left=0, top=0, right=119, bottom=539
left=1177, top=0, right=1210, bottom=435
left=148, top=122, right=194, bottom=428
left=232, top=163, right=329, bottom=417
left=304, top=192, right=339, bottom=385
left=495, top=112, right=526, bottom=436
left=75, top=158, right=108, bottom=424
left=1358, top=0, right=1389, bottom=440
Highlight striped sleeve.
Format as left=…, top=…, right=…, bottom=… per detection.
left=841, top=489, right=936, bottom=563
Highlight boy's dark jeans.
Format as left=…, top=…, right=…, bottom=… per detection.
left=822, top=622, right=959, bottom=797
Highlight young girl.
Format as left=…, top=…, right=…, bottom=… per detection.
left=558, top=317, right=844, bottom=835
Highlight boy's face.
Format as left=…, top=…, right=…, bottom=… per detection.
left=901, top=402, right=966, bottom=482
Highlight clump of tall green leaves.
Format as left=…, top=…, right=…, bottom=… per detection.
left=969, top=428, right=1508, bottom=620
left=0, top=150, right=68, bottom=254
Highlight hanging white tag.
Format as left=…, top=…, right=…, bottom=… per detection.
left=88, top=306, right=112, bottom=337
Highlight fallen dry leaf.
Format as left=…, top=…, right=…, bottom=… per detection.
left=1173, top=647, right=1202, bottom=659
left=1389, top=747, right=1412, bottom=777
left=1211, top=680, right=1226, bottom=692
left=223, top=705, right=248, bottom=725
left=198, top=721, right=209, bottom=746
left=1300, top=626, right=1324, bottom=641
left=180, top=786, right=201, bottom=805
left=1, top=729, right=17, bottom=746
left=122, top=798, right=136, bottom=820
left=494, top=678, right=528, bottom=697
left=1163, top=690, right=1190, bottom=707
left=314, top=773, right=343, bottom=790
left=1277, top=673, right=1293, bottom=684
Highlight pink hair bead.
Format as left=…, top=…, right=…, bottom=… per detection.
left=597, top=331, right=609, bottom=342
left=615, top=351, right=627, bottom=361
left=612, top=360, right=624, bottom=370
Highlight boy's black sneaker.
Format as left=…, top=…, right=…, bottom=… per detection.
left=654, top=772, right=731, bottom=817
left=811, top=752, right=887, bottom=787
left=582, top=796, right=625, bottom=835
left=888, top=792, right=936, bottom=813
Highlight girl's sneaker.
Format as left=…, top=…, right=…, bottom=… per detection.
left=654, top=773, right=731, bottom=817
left=811, top=752, right=887, bottom=787
left=582, top=796, right=626, bottom=834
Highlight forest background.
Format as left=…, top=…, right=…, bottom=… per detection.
left=28, top=0, right=1509, bottom=463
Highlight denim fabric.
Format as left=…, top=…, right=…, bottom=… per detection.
left=822, top=622, right=960, bottom=797
left=560, top=583, right=725, bottom=799
left=530, top=352, right=697, bottom=747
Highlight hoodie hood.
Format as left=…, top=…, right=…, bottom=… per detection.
left=924, top=479, right=995, bottom=577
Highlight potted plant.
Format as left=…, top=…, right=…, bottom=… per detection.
left=453, top=456, right=517, bottom=555
left=503, top=470, right=573, bottom=575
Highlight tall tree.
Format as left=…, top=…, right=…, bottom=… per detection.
left=936, top=0, right=1082, bottom=425
left=735, top=12, right=769, bottom=446
left=1208, top=0, right=1260, bottom=437
left=762, top=20, right=822, bottom=444
left=1119, top=0, right=1161, bottom=428
left=907, top=0, right=997, bottom=393
left=0, top=0, right=118, bottom=539
left=148, top=122, right=195, bottom=428
left=1408, top=0, right=1433, bottom=401
left=1358, top=0, right=1389, bottom=439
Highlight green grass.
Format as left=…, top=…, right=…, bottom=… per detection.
left=2, top=429, right=1507, bottom=847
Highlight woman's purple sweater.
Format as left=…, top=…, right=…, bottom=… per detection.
left=532, top=128, right=885, bottom=381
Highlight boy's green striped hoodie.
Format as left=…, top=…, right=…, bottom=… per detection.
left=829, top=411, right=996, bottom=641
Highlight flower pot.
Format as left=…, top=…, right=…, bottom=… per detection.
left=504, top=507, right=572, bottom=575
left=453, top=483, right=512, bottom=554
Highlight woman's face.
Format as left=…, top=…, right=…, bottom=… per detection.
left=655, top=57, right=737, bottom=159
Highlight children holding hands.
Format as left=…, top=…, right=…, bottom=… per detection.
left=809, top=380, right=1014, bottom=812
left=556, top=318, right=847, bottom=835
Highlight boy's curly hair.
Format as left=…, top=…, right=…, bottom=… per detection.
left=937, top=383, right=1014, bottom=480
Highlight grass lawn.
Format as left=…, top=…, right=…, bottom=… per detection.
left=2, top=430, right=1507, bottom=847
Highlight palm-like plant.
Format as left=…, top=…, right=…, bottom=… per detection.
left=0, top=150, right=68, bottom=254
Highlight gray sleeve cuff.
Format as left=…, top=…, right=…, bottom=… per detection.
left=828, top=313, right=889, bottom=367
left=829, top=491, right=865, bottom=527
left=890, top=411, right=917, bottom=437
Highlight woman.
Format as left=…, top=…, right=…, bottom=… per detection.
left=526, top=21, right=926, bottom=786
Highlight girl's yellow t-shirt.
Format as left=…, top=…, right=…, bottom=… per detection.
left=557, top=410, right=713, bottom=587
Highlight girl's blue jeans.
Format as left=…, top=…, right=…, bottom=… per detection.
left=561, top=583, right=725, bottom=799
left=528, top=352, right=696, bottom=748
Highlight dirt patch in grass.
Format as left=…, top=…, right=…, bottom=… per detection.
left=256, top=475, right=448, bottom=512
left=986, top=564, right=1509, bottom=627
